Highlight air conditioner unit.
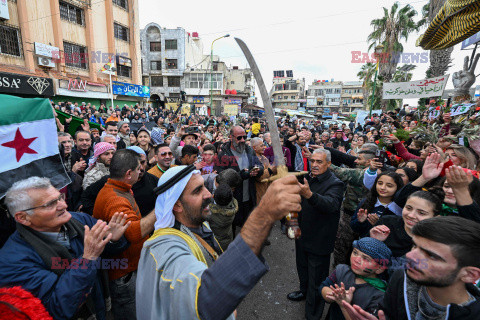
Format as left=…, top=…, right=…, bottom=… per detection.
left=38, top=57, right=55, bottom=68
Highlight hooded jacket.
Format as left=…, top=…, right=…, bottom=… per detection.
left=208, top=198, right=238, bottom=251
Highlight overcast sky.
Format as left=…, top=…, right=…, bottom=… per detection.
left=139, top=0, right=475, bottom=106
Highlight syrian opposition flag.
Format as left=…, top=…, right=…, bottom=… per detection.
left=0, top=94, right=71, bottom=198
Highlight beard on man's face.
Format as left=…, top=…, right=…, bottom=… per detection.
left=181, top=197, right=213, bottom=226
left=233, top=139, right=246, bottom=152
left=406, top=260, right=461, bottom=288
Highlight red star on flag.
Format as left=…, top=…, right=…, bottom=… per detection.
left=1, top=128, right=38, bottom=162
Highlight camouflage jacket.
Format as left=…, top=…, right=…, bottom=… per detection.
left=330, top=164, right=367, bottom=212
left=82, top=163, right=110, bottom=190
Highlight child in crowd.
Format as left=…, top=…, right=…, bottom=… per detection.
left=208, top=183, right=238, bottom=251
left=351, top=171, right=404, bottom=236
left=320, top=237, right=391, bottom=320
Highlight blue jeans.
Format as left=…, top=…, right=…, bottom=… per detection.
left=109, top=271, right=137, bottom=320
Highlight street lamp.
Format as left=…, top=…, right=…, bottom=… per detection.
left=210, top=34, right=230, bottom=115
left=369, top=44, right=384, bottom=117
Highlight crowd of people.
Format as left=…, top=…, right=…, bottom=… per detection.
left=0, top=99, right=479, bottom=320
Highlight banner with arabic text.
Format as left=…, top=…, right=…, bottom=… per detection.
left=383, top=75, right=449, bottom=99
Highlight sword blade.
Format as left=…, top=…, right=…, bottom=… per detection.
left=235, top=37, right=286, bottom=168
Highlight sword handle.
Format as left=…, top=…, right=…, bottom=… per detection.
left=285, top=212, right=301, bottom=240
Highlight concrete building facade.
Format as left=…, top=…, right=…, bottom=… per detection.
left=341, top=81, right=364, bottom=113
left=270, top=73, right=306, bottom=110
left=0, top=0, right=144, bottom=107
left=307, top=80, right=366, bottom=116
left=140, top=23, right=203, bottom=107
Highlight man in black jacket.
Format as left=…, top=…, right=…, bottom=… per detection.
left=342, top=216, right=480, bottom=320
left=287, top=148, right=344, bottom=320
left=214, top=126, right=263, bottom=230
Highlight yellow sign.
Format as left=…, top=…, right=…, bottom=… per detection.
left=224, top=104, right=239, bottom=116
left=166, top=103, right=191, bottom=115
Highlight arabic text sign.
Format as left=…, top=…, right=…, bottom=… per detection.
left=383, top=75, right=449, bottom=99
left=112, top=81, right=150, bottom=98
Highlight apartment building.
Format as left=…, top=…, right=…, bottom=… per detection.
left=0, top=0, right=146, bottom=107
left=270, top=70, right=306, bottom=110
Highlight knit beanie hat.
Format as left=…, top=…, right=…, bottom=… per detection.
left=353, top=237, right=392, bottom=262
left=117, top=120, right=126, bottom=130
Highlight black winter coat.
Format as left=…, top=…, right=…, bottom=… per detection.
left=213, top=141, right=264, bottom=205
left=297, top=170, right=344, bottom=255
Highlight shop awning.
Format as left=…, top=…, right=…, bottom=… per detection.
left=417, top=0, right=480, bottom=50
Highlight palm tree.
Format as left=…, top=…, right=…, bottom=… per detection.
left=367, top=2, right=421, bottom=82
left=424, top=0, right=454, bottom=77
left=357, top=62, right=382, bottom=109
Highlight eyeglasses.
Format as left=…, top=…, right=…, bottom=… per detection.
left=160, top=152, right=173, bottom=157
left=21, top=193, right=66, bottom=212
left=236, top=135, right=247, bottom=141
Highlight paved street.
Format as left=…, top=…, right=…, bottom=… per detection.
left=237, top=222, right=331, bottom=320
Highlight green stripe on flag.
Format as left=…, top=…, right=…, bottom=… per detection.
left=0, top=94, right=54, bottom=125
left=55, top=110, right=102, bottom=136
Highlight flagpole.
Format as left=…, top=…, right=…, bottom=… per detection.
left=109, top=72, right=114, bottom=109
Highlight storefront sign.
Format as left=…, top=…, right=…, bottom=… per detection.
left=68, top=78, right=87, bottom=91
left=0, top=72, right=53, bottom=96
left=117, top=56, right=132, bottom=67
left=226, top=98, right=242, bottom=105
left=192, top=96, right=204, bottom=103
left=112, top=81, right=150, bottom=97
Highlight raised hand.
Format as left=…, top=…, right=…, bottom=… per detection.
left=299, top=178, right=313, bottom=199
left=446, top=165, right=473, bottom=190
left=81, top=119, right=90, bottom=131
left=367, top=213, right=379, bottom=226
left=369, top=159, right=383, bottom=172
left=327, top=283, right=355, bottom=304
left=83, top=220, right=112, bottom=260
left=370, top=225, right=390, bottom=242
left=421, top=152, right=444, bottom=181
left=357, top=209, right=368, bottom=223
left=341, top=301, right=386, bottom=320
left=107, top=212, right=131, bottom=241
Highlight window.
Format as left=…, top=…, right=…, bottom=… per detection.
left=113, top=0, right=128, bottom=10
left=165, top=39, right=177, bottom=50
left=278, top=96, right=282, bottom=100
left=59, top=1, right=84, bottom=26
left=168, top=76, right=180, bottom=87
left=166, top=59, right=177, bottom=69
left=150, top=42, right=161, bottom=52
left=274, top=70, right=285, bottom=77
left=286, top=70, right=293, bottom=77
left=291, top=96, right=296, bottom=99
left=63, top=42, right=88, bottom=69
left=114, top=23, right=129, bottom=42
left=117, top=64, right=131, bottom=78
left=150, top=60, right=161, bottom=70
left=231, top=81, right=235, bottom=84
left=151, top=76, right=163, bottom=87
left=0, top=25, right=21, bottom=56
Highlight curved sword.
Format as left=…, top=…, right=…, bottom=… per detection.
left=235, top=37, right=307, bottom=181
